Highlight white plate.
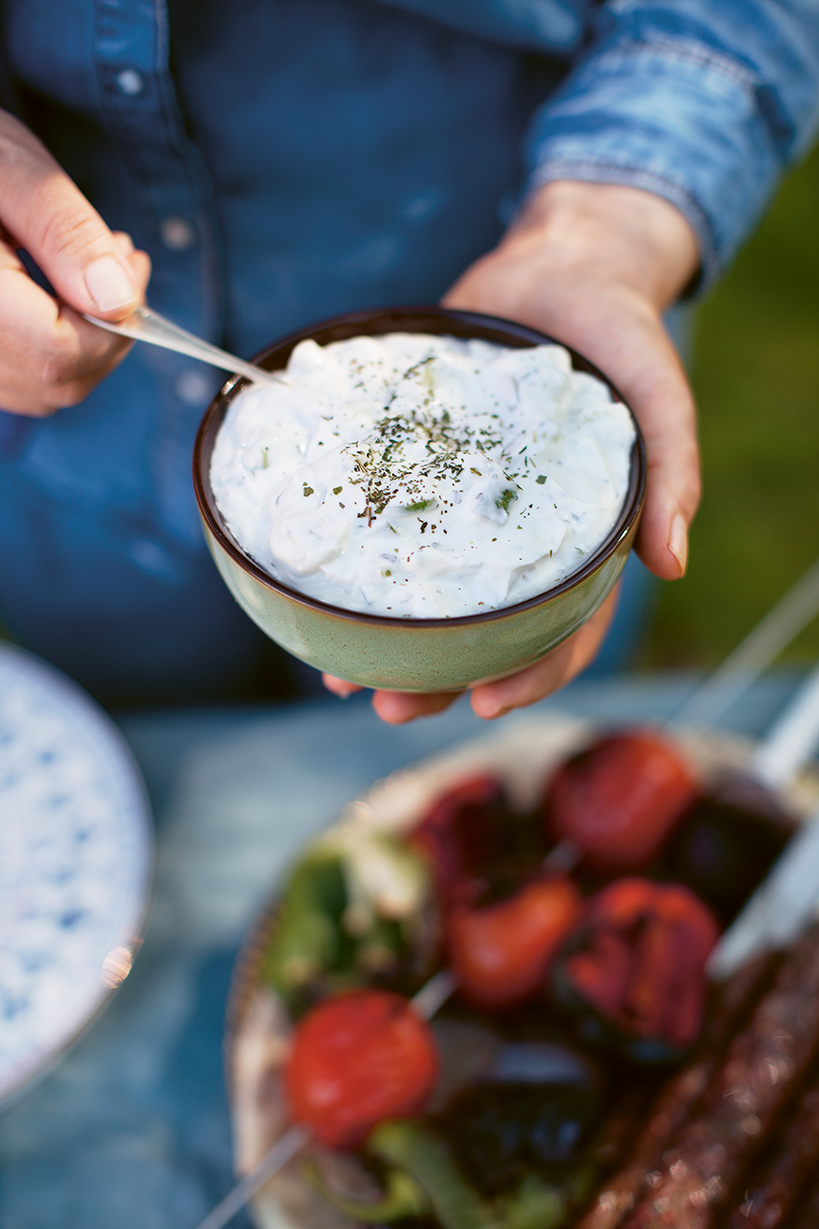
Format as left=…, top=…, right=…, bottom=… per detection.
left=0, top=643, right=154, bottom=1107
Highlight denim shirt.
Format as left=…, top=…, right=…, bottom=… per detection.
left=0, top=0, right=817, bottom=699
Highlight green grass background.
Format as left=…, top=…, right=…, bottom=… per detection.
left=645, top=141, right=819, bottom=669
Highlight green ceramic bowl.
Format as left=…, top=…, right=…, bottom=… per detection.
left=193, top=306, right=646, bottom=692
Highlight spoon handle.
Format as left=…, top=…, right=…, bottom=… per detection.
left=190, top=1123, right=312, bottom=1229
left=84, top=304, right=281, bottom=386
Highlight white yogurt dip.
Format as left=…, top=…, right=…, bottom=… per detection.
left=210, top=333, right=636, bottom=619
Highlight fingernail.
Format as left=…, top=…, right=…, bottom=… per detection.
left=332, top=680, right=358, bottom=698
left=668, top=513, right=688, bottom=575
left=84, top=255, right=137, bottom=312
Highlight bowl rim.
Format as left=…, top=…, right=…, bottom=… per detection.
left=192, top=305, right=646, bottom=629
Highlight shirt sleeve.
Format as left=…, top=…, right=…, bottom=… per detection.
left=524, top=0, right=819, bottom=289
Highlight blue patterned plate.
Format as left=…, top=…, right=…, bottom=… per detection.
left=0, top=643, right=154, bottom=1107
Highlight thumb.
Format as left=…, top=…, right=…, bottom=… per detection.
left=0, top=110, right=141, bottom=318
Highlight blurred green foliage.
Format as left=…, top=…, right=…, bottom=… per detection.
left=646, top=142, right=819, bottom=668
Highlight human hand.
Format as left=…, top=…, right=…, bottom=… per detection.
left=322, top=585, right=620, bottom=719
left=0, top=109, right=151, bottom=416
left=324, top=179, right=701, bottom=723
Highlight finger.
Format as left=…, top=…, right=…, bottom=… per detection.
left=469, top=588, right=618, bottom=719
left=370, top=688, right=464, bottom=725
left=0, top=339, right=133, bottom=414
left=443, top=180, right=702, bottom=586
left=115, top=236, right=152, bottom=291
left=372, top=590, right=613, bottom=726
left=557, top=299, right=700, bottom=581
left=446, top=266, right=699, bottom=583
left=0, top=250, right=136, bottom=415
left=627, top=323, right=700, bottom=580
left=127, top=247, right=151, bottom=290
left=584, top=302, right=699, bottom=581
left=0, top=111, right=145, bottom=318
left=322, top=674, right=364, bottom=698
left=0, top=248, right=132, bottom=364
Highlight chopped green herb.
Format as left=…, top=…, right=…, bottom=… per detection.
left=405, top=499, right=434, bottom=513
left=495, top=488, right=517, bottom=513
left=303, top=484, right=314, bottom=497
left=333, top=486, right=343, bottom=495
left=536, top=474, right=547, bottom=485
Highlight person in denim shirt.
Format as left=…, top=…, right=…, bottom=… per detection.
left=0, top=0, right=816, bottom=715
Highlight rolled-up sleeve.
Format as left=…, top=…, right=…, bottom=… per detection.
left=525, top=1, right=819, bottom=288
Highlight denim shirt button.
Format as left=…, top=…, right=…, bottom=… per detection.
left=159, top=217, right=196, bottom=251
left=115, top=69, right=145, bottom=97
left=175, top=369, right=214, bottom=406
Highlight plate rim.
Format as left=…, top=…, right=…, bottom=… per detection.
left=0, top=642, right=156, bottom=1109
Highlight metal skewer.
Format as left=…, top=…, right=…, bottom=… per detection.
left=189, top=969, right=459, bottom=1229
left=709, top=657, right=819, bottom=979
left=667, top=554, right=819, bottom=729
left=749, top=663, right=819, bottom=789
left=192, top=1123, right=312, bottom=1229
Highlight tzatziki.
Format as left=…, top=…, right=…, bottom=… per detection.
left=210, top=332, right=635, bottom=619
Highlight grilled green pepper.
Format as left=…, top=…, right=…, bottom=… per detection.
left=368, top=1119, right=496, bottom=1229
left=498, top=1175, right=567, bottom=1229
left=303, top=1157, right=430, bottom=1222
left=262, top=852, right=353, bottom=1007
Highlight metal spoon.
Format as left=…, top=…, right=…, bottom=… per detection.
left=84, top=304, right=281, bottom=386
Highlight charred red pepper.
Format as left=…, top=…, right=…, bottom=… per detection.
left=448, top=876, right=582, bottom=1008
left=410, top=773, right=506, bottom=905
left=552, top=878, right=719, bottom=1061
left=285, top=988, right=438, bottom=1149
left=544, top=730, right=699, bottom=872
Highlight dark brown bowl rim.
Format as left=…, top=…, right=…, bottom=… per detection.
left=193, top=306, right=646, bottom=630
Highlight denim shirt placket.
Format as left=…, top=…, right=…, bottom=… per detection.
left=90, top=0, right=224, bottom=343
